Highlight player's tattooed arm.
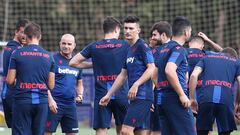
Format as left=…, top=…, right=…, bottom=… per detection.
left=198, top=32, right=223, bottom=52
left=69, top=53, right=92, bottom=69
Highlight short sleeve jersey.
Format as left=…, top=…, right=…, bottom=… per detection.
left=51, top=53, right=82, bottom=105
left=196, top=53, right=240, bottom=107
left=9, top=44, right=55, bottom=104
left=2, top=40, right=21, bottom=99
left=81, top=39, right=129, bottom=100
left=123, top=39, right=154, bottom=100
left=154, top=40, right=188, bottom=96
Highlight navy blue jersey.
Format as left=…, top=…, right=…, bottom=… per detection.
left=2, top=40, right=21, bottom=99
left=81, top=39, right=129, bottom=100
left=51, top=53, right=82, bottom=105
left=196, top=53, right=240, bottom=107
left=155, top=40, right=188, bottom=96
left=9, top=44, right=54, bottom=104
left=123, top=39, right=154, bottom=100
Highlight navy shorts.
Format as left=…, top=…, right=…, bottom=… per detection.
left=150, top=105, right=161, bottom=131
left=197, top=103, right=237, bottom=133
left=1, top=83, right=13, bottom=128
left=45, top=104, right=78, bottom=133
left=123, top=99, right=152, bottom=129
left=93, top=99, right=129, bottom=129
left=160, top=95, right=196, bottom=135
left=12, top=103, right=48, bottom=135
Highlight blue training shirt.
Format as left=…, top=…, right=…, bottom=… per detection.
left=51, top=53, right=82, bottom=106
left=1, top=40, right=21, bottom=99
left=196, top=53, right=240, bottom=108
left=155, top=40, right=188, bottom=97
left=123, top=38, right=154, bottom=100
left=9, top=44, right=55, bottom=104
left=81, top=38, right=129, bottom=100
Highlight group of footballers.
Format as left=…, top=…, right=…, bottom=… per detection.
left=1, top=15, right=240, bottom=135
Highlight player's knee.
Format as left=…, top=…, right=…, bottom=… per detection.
left=121, top=126, right=132, bottom=135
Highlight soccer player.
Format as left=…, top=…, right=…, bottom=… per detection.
left=150, top=21, right=172, bottom=135
left=1, top=18, right=29, bottom=128
left=6, top=22, right=55, bottom=135
left=45, top=34, right=83, bottom=135
left=69, top=17, right=129, bottom=135
left=154, top=16, right=196, bottom=135
left=99, top=15, right=155, bottom=135
left=189, top=47, right=240, bottom=135
left=187, top=32, right=223, bottom=76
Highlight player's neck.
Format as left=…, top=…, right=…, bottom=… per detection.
left=104, top=33, right=118, bottom=40
left=172, top=36, right=185, bottom=46
left=128, top=36, right=139, bottom=46
left=27, top=38, right=39, bottom=45
left=60, top=51, right=72, bottom=59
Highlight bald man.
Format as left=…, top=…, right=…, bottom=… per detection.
left=45, top=34, right=84, bottom=135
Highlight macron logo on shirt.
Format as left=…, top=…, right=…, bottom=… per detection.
left=127, top=57, right=135, bottom=64
left=58, top=67, right=78, bottom=76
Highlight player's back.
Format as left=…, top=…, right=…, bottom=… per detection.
left=197, top=53, right=240, bottom=106
left=9, top=44, right=54, bottom=104
left=81, top=38, right=129, bottom=100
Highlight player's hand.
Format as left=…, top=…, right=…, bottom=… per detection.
left=234, top=103, right=240, bottom=120
left=76, top=94, right=83, bottom=103
left=179, top=94, right=191, bottom=108
left=198, top=32, right=209, bottom=41
left=190, top=99, right=198, bottom=115
left=150, top=104, right=155, bottom=112
left=99, top=94, right=110, bottom=106
left=128, top=83, right=139, bottom=100
left=49, top=98, right=58, bottom=114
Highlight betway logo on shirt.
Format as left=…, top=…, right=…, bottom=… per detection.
left=58, top=67, right=78, bottom=76
left=127, top=57, right=135, bottom=63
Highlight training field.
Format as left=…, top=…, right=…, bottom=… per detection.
left=0, top=127, right=239, bottom=135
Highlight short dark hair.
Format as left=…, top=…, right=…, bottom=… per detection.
left=15, top=18, right=30, bottom=31
left=150, top=21, right=172, bottom=38
left=123, top=15, right=140, bottom=24
left=222, top=47, right=238, bottom=58
left=24, top=22, right=41, bottom=40
left=190, top=35, right=204, bottom=43
left=172, top=16, right=191, bottom=36
left=103, top=16, right=121, bottom=34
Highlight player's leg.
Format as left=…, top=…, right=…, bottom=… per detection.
left=215, top=104, right=236, bottom=135
left=1, top=83, right=13, bottom=128
left=162, top=95, right=196, bottom=135
left=60, top=104, right=79, bottom=135
left=94, top=99, right=112, bottom=135
left=196, top=103, right=215, bottom=135
left=149, top=104, right=161, bottom=135
left=157, top=104, right=172, bottom=135
left=111, top=99, right=129, bottom=135
left=45, top=104, right=64, bottom=135
left=12, top=103, right=32, bottom=135
left=32, top=104, right=48, bottom=135
left=122, top=99, right=152, bottom=135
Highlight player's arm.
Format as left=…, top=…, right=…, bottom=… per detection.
left=6, top=69, right=16, bottom=86
left=76, top=79, right=84, bottom=103
left=235, top=76, right=240, bottom=120
left=69, top=53, right=92, bottom=69
left=48, top=72, right=55, bottom=90
left=165, top=62, right=190, bottom=108
left=48, top=90, right=58, bottom=113
left=99, top=69, right=128, bottom=106
left=189, top=66, right=203, bottom=113
left=198, top=32, right=223, bottom=52
left=128, top=63, right=155, bottom=100
left=152, top=67, right=158, bottom=88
